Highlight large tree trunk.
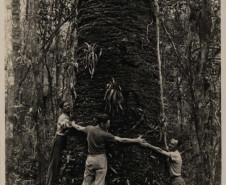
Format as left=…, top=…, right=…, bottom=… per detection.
left=76, top=0, right=159, bottom=119
left=68, top=1, right=164, bottom=184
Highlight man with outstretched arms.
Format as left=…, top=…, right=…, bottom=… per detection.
left=140, top=138, right=185, bottom=185
left=71, top=114, right=144, bottom=185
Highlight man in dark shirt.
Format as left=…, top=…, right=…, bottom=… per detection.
left=46, top=101, right=72, bottom=185
left=72, top=114, right=144, bottom=185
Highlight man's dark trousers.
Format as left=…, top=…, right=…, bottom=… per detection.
left=46, top=135, right=67, bottom=185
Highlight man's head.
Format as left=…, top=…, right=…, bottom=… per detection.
left=59, top=101, right=71, bottom=114
left=96, top=114, right=110, bottom=131
left=168, top=138, right=179, bottom=151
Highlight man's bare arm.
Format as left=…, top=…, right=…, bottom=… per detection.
left=114, top=136, right=144, bottom=143
left=140, top=141, right=170, bottom=157
left=71, top=121, right=86, bottom=133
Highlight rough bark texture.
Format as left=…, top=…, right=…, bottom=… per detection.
left=76, top=0, right=159, bottom=121
left=10, top=0, right=21, bottom=138
left=5, top=0, right=15, bottom=140
left=5, top=0, right=21, bottom=183
left=65, top=1, right=166, bottom=184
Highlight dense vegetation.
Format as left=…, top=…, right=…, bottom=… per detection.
left=5, top=0, right=220, bottom=184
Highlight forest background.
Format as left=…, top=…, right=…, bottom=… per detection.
left=2, top=0, right=224, bottom=185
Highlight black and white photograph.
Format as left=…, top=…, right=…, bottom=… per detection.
left=3, top=0, right=222, bottom=184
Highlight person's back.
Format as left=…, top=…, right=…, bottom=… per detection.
left=71, top=114, right=143, bottom=185
left=81, top=124, right=115, bottom=185
left=85, top=125, right=115, bottom=155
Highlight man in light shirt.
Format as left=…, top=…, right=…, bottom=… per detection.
left=46, top=101, right=72, bottom=185
left=71, top=113, right=144, bottom=185
left=140, top=138, right=185, bottom=185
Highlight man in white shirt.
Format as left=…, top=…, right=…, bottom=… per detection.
left=46, top=101, right=72, bottom=185
left=140, top=138, right=185, bottom=185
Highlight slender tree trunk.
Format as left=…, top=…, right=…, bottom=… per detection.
left=176, top=77, right=183, bottom=133
left=154, top=0, right=165, bottom=120
left=7, top=0, right=21, bottom=142
left=5, top=0, right=14, bottom=139
left=194, top=1, right=212, bottom=184
left=184, top=19, right=204, bottom=184
left=5, top=0, right=20, bottom=183
left=30, top=0, right=45, bottom=183
left=154, top=0, right=168, bottom=149
left=185, top=1, right=212, bottom=184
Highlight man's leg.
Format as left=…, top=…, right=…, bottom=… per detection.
left=94, top=168, right=107, bottom=185
left=82, top=156, right=95, bottom=185
left=46, top=136, right=65, bottom=185
left=171, top=177, right=185, bottom=185
left=93, top=155, right=107, bottom=185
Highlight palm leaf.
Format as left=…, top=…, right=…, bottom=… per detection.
left=118, top=103, right=123, bottom=111
left=91, top=68, right=95, bottom=78
left=107, top=89, right=114, bottom=102
left=104, top=88, right=111, bottom=100
left=112, top=91, right=117, bottom=105
left=99, top=48, right=102, bottom=58
left=111, top=77, right=115, bottom=84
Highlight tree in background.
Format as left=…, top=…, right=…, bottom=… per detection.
left=158, top=0, right=221, bottom=184
left=6, top=0, right=78, bottom=184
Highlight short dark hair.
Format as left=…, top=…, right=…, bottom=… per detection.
left=96, top=114, right=110, bottom=125
left=59, top=100, right=67, bottom=109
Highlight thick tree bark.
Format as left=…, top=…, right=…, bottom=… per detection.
left=69, top=0, right=164, bottom=184
left=76, top=0, right=159, bottom=123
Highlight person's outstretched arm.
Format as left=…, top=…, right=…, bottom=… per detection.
left=71, top=121, right=86, bottom=133
left=140, top=141, right=170, bottom=157
left=114, top=136, right=144, bottom=143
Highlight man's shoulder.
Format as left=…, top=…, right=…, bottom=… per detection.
left=59, top=113, right=69, bottom=118
left=86, top=125, right=95, bottom=129
left=175, top=150, right=181, bottom=156
left=170, top=150, right=180, bottom=156
left=169, top=150, right=182, bottom=161
left=86, top=125, right=95, bottom=131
